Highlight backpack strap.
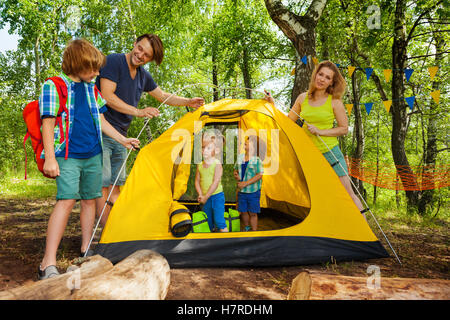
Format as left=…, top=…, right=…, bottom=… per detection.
left=46, top=76, right=69, bottom=160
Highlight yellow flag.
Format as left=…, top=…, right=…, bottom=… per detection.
left=428, top=66, right=439, bottom=81
left=290, top=67, right=296, bottom=76
left=312, top=57, right=319, bottom=65
left=382, top=100, right=392, bottom=113
left=348, top=66, right=356, bottom=77
left=430, top=90, right=440, bottom=104
left=345, top=104, right=353, bottom=115
left=383, top=69, right=392, bottom=82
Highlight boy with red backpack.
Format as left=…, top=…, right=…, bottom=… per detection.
left=37, top=39, right=139, bottom=280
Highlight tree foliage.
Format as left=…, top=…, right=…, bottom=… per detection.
left=0, top=0, right=448, bottom=214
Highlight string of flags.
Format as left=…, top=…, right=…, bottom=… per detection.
left=291, top=55, right=443, bottom=115
left=345, top=89, right=441, bottom=116
left=344, top=65, right=439, bottom=83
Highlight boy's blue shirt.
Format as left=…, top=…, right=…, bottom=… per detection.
left=39, top=72, right=107, bottom=159
left=235, top=153, right=264, bottom=193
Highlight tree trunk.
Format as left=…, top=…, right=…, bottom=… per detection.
left=212, top=43, right=219, bottom=101
left=34, top=35, right=41, bottom=99
left=418, top=17, right=444, bottom=214
left=0, top=250, right=171, bottom=300
left=241, top=46, right=253, bottom=99
left=288, top=271, right=450, bottom=300
left=391, top=0, right=420, bottom=209
left=264, top=0, right=328, bottom=106
left=374, top=107, right=380, bottom=204
left=349, top=69, right=365, bottom=197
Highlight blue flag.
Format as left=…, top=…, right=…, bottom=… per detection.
left=365, top=68, right=374, bottom=81
left=405, top=96, right=415, bottom=110
left=364, top=102, right=374, bottom=115
left=404, top=68, right=414, bottom=82
left=301, top=55, right=308, bottom=65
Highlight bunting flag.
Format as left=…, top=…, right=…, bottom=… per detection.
left=405, top=96, right=415, bottom=110
left=383, top=69, right=392, bottom=82
left=428, top=66, right=439, bottom=81
left=404, top=68, right=414, bottom=82
left=382, top=100, right=392, bottom=113
left=365, top=68, right=374, bottom=81
left=290, top=67, right=296, bottom=75
left=293, top=57, right=439, bottom=83
left=364, top=102, right=374, bottom=115
left=301, top=55, right=308, bottom=65
left=430, top=90, right=440, bottom=104
left=348, top=66, right=356, bottom=77
left=345, top=104, right=353, bottom=115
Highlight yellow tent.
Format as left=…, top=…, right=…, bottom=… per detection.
left=95, top=99, right=389, bottom=266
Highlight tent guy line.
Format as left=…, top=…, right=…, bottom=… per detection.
left=287, top=107, right=402, bottom=265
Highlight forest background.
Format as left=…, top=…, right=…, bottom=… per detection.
left=0, top=0, right=448, bottom=217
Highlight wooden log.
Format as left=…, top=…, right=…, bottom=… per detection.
left=0, top=250, right=171, bottom=300
left=0, top=255, right=113, bottom=300
left=72, top=249, right=170, bottom=300
left=288, top=271, right=450, bottom=300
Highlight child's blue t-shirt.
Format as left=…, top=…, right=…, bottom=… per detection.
left=67, top=82, right=104, bottom=158
left=241, top=161, right=249, bottom=180
left=95, top=53, right=158, bottom=136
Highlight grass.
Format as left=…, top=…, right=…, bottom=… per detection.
left=0, top=172, right=57, bottom=199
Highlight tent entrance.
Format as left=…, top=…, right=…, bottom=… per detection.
left=176, top=115, right=310, bottom=232
left=178, top=201, right=302, bottom=231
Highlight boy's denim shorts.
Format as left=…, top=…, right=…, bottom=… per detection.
left=102, top=134, right=127, bottom=187
left=55, top=153, right=102, bottom=200
left=238, top=190, right=261, bottom=214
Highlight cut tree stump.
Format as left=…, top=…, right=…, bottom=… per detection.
left=288, top=271, right=450, bottom=300
left=0, top=249, right=170, bottom=300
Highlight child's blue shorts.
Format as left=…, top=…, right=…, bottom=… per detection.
left=238, top=190, right=261, bottom=214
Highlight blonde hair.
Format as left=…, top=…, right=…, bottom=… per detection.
left=62, top=39, right=105, bottom=76
left=308, top=60, right=346, bottom=100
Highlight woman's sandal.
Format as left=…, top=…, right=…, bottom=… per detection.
left=37, top=265, right=60, bottom=280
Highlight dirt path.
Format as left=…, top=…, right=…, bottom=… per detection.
left=0, top=198, right=448, bottom=299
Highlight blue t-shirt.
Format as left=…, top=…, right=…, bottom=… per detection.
left=68, top=82, right=104, bottom=158
left=95, top=53, right=158, bottom=136
left=241, top=161, right=249, bottom=181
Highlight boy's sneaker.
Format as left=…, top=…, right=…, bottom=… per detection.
left=37, top=265, right=60, bottom=280
left=244, top=226, right=251, bottom=231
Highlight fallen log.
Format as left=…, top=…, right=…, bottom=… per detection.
left=73, top=249, right=170, bottom=300
left=0, top=254, right=113, bottom=300
left=0, top=250, right=170, bottom=300
left=288, top=271, right=450, bottom=300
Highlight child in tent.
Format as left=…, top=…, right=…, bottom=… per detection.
left=234, top=135, right=264, bottom=231
left=38, top=39, right=139, bottom=280
left=195, top=135, right=228, bottom=232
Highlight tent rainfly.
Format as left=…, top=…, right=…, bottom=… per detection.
left=95, top=99, right=389, bottom=267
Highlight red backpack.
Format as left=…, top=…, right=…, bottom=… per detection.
left=23, top=77, right=69, bottom=179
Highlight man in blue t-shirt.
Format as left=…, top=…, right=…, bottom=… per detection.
left=95, top=33, right=204, bottom=225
